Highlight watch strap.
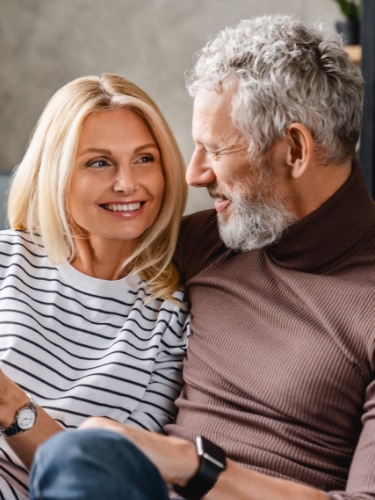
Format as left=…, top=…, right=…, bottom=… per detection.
left=173, top=436, right=226, bottom=500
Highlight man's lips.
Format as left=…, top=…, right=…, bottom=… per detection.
left=214, top=198, right=231, bottom=213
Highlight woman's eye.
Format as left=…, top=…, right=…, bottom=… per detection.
left=137, top=155, right=154, bottom=164
left=87, top=159, right=108, bottom=168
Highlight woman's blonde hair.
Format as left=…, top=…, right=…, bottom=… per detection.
left=8, top=73, right=187, bottom=302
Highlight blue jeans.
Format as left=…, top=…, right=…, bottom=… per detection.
left=29, top=429, right=172, bottom=500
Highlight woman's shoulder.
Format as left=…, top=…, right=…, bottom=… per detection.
left=0, top=229, right=45, bottom=256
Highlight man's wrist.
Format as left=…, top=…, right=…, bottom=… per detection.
left=173, top=437, right=227, bottom=500
left=173, top=441, right=200, bottom=488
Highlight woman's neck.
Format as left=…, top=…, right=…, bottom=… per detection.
left=71, top=236, right=136, bottom=280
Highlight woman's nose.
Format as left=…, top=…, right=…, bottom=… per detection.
left=112, top=167, right=137, bottom=194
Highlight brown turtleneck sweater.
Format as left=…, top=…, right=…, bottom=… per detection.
left=167, top=161, right=375, bottom=499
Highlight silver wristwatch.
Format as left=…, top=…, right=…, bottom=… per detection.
left=0, top=395, right=38, bottom=437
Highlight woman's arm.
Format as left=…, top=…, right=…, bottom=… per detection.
left=124, top=296, right=190, bottom=432
left=0, top=370, right=63, bottom=469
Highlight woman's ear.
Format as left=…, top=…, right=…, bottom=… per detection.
left=285, top=123, right=314, bottom=179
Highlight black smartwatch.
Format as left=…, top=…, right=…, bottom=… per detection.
left=173, top=436, right=227, bottom=500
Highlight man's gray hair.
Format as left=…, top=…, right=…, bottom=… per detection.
left=186, top=14, right=363, bottom=163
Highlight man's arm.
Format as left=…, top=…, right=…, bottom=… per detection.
left=80, top=417, right=327, bottom=500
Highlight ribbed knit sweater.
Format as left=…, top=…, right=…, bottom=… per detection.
left=166, top=161, right=375, bottom=499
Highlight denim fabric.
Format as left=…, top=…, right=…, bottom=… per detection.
left=29, top=428, right=171, bottom=500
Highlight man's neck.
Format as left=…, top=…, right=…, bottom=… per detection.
left=286, top=160, right=353, bottom=220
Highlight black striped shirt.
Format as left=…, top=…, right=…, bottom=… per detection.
left=0, top=230, right=189, bottom=499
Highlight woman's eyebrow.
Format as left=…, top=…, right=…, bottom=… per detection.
left=78, top=144, right=159, bottom=157
left=134, top=143, right=159, bottom=153
left=77, top=147, right=111, bottom=157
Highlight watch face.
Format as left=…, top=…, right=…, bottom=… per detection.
left=17, top=408, right=36, bottom=430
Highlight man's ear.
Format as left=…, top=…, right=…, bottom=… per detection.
left=285, top=123, right=314, bottom=179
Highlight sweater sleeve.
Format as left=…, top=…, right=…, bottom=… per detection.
left=328, top=376, right=375, bottom=500
left=124, top=294, right=190, bottom=433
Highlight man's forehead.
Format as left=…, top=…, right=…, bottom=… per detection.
left=192, top=88, right=233, bottom=138
left=192, top=88, right=247, bottom=151
left=193, top=86, right=234, bottom=115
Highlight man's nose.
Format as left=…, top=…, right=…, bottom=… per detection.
left=185, top=150, right=215, bottom=187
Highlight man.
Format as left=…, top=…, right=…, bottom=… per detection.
left=29, top=14, right=375, bottom=500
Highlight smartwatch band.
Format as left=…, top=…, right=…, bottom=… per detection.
left=173, top=436, right=226, bottom=500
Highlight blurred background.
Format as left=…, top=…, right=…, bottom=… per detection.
left=0, top=0, right=357, bottom=227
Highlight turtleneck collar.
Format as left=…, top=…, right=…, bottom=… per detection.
left=266, top=160, right=375, bottom=272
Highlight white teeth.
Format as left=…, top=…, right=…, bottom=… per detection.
left=105, top=202, right=141, bottom=212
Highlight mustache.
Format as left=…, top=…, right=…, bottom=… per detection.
left=207, top=180, right=279, bottom=206
left=207, top=182, right=233, bottom=202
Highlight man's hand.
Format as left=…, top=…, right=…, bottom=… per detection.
left=80, top=417, right=328, bottom=500
left=79, top=416, right=199, bottom=487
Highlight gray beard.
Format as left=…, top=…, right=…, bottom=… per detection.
left=217, top=196, right=297, bottom=251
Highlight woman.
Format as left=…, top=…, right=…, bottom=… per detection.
left=0, top=73, right=189, bottom=499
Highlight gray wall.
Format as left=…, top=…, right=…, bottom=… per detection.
left=0, top=0, right=343, bottom=223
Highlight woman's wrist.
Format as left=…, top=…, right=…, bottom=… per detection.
left=0, top=372, right=29, bottom=428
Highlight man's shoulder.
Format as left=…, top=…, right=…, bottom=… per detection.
left=178, top=209, right=222, bottom=257
left=175, top=209, right=224, bottom=280
left=180, top=209, right=218, bottom=241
